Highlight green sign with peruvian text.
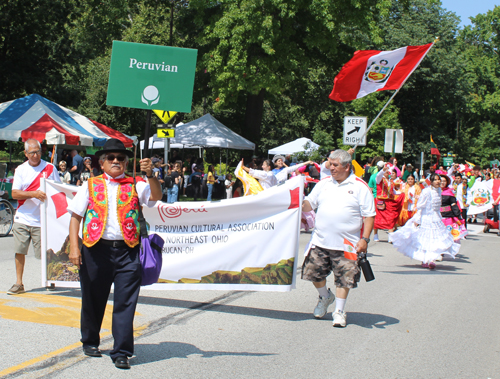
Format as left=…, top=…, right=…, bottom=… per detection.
left=106, top=41, right=197, bottom=112
left=442, top=157, right=453, bottom=166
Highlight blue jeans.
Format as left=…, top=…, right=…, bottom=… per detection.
left=207, top=183, right=213, bottom=201
left=167, top=185, right=178, bottom=203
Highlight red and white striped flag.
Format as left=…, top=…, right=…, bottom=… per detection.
left=343, top=238, right=358, bottom=261
left=329, top=43, right=433, bottom=102
left=419, top=178, right=431, bottom=190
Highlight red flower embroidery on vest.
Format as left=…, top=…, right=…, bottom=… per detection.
left=122, top=217, right=137, bottom=240
left=95, top=183, right=105, bottom=193
left=87, top=217, right=103, bottom=241
left=121, top=184, right=132, bottom=193
left=130, top=197, right=139, bottom=210
left=119, top=193, right=129, bottom=202
left=96, top=193, right=105, bottom=202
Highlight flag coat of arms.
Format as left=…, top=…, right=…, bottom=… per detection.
left=343, top=238, right=358, bottom=261
left=329, top=43, right=433, bottom=102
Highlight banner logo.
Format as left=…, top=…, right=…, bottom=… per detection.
left=364, top=59, right=393, bottom=83
left=157, top=204, right=208, bottom=220
left=141, top=85, right=160, bottom=106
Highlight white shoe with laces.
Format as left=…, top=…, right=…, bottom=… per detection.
left=332, top=310, right=347, bottom=327
left=374, top=234, right=380, bottom=242
left=313, top=289, right=335, bottom=318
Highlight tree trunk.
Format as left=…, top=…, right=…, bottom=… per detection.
left=244, top=89, right=266, bottom=152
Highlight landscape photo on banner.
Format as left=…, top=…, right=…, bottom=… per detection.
left=42, top=176, right=303, bottom=292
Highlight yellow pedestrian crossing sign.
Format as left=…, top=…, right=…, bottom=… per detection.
left=153, top=110, right=177, bottom=123
left=157, top=128, right=175, bottom=138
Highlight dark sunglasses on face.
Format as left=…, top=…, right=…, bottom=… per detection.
left=106, top=154, right=127, bottom=162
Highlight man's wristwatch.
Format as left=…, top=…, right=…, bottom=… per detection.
left=361, top=237, right=370, bottom=243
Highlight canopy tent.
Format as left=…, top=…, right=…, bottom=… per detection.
left=140, top=134, right=201, bottom=150
left=268, top=137, right=320, bottom=155
left=170, top=114, right=255, bottom=150
left=0, top=94, right=136, bottom=147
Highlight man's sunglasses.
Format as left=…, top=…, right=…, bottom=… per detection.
left=106, top=154, right=127, bottom=162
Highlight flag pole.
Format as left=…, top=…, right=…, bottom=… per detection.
left=352, top=37, right=439, bottom=151
left=353, top=88, right=401, bottom=150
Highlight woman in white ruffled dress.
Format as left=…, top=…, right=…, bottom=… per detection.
left=390, top=173, right=461, bottom=269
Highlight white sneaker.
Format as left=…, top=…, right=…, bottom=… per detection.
left=373, top=234, right=379, bottom=242
left=332, top=310, right=347, bottom=327
left=313, top=289, right=335, bottom=318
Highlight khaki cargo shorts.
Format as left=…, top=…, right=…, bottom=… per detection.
left=13, top=222, right=42, bottom=259
left=301, top=245, right=360, bottom=289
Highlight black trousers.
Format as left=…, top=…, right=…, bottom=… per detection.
left=79, top=240, right=141, bottom=360
left=462, top=208, right=468, bottom=228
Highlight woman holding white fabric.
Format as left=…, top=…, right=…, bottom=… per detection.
left=240, top=159, right=277, bottom=190
left=240, top=159, right=313, bottom=190
left=390, top=173, right=460, bottom=270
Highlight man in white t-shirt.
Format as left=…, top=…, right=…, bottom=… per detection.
left=8, top=139, right=61, bottom=294
left=302, top=149, right=375, bottom=327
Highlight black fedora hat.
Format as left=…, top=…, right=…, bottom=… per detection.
left=95, top=138, right=134, bottom=158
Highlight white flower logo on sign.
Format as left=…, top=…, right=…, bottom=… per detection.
left=141, top=85, right=160, bottom=106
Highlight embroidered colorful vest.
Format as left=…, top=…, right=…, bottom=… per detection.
left=82, top=176, right=141, bottom=248
left=377, top=177, right=393, bottom=200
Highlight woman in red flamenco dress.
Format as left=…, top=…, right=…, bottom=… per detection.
left=373, top=165, right=404, bottom=242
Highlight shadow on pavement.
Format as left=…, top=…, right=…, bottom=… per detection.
left=348, top=312, right=399, bottom=329
left=44, top=289, right=315, bottom=321
left=381, top=264, right=470, bottom=275
left=132, top=341, right=275, bottom=365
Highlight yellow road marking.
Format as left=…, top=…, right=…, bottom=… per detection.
left=0, top=292, right=145, bottom=377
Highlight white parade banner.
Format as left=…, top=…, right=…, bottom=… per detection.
left=467, top=179, right=498, bottom=216
left=42, top=176, right=303, bottom=292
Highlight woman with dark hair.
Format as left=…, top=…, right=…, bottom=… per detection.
left=373, top=164, right=404, bottom=242
left=397, top=174, right=421, bottom=226
left=440, top=174, right=467, bottom=242
left=240, top=159, right=277, bottom=190
left=390, top=173, right=460, bottom=269
left=206, top=164, right=217, bottom=201
left=388, top=157, right=402, bottom=177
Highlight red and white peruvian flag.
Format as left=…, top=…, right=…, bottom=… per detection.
left=329, top=43, right=433, bottom=102
left=343, top=238, right=358, bottom=261
left=419, top=178, right=432, bottom=190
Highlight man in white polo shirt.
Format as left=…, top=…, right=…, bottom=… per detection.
left=8, top=139, right=61, bottom=294
left=302, top=149, right=375, bottom=327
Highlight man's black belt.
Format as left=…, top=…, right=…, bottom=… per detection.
left=99, top=239, right=128, bottom=248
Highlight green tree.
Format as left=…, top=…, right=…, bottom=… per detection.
left=183, top=0, right=392, bottom=148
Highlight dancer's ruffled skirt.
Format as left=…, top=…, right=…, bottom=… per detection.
left=390, top=215, right=460, bottom=263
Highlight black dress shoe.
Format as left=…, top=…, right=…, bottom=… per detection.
left=114, top=356, right=130, bottom=369
left=83, top=346, right=102, bottom=357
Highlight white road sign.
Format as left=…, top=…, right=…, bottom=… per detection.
left=384, top=129, right=404, bottom=153
left=343, top=116, right=367, bottom=146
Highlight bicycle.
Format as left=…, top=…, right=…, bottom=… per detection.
left=0, top=198, right=14, bottom=237
left=0, top=162, right=14, bottom=237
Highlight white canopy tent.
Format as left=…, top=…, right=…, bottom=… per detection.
left=140, top=133, right=202, bottom=158
left=268, top=137, right=319, bottom=155
left=170, top=114, right=255, bottom=150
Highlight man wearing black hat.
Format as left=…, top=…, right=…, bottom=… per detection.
left=68, top=138, right=161, bottom=369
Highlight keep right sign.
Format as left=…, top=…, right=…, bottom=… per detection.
left=343, top=116, right=367, bottom=146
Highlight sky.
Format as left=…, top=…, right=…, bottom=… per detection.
left=439, top=0, right=498, bottom=27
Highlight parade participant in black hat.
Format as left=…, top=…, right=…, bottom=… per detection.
left=68, top=138, right=161, bottom=369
